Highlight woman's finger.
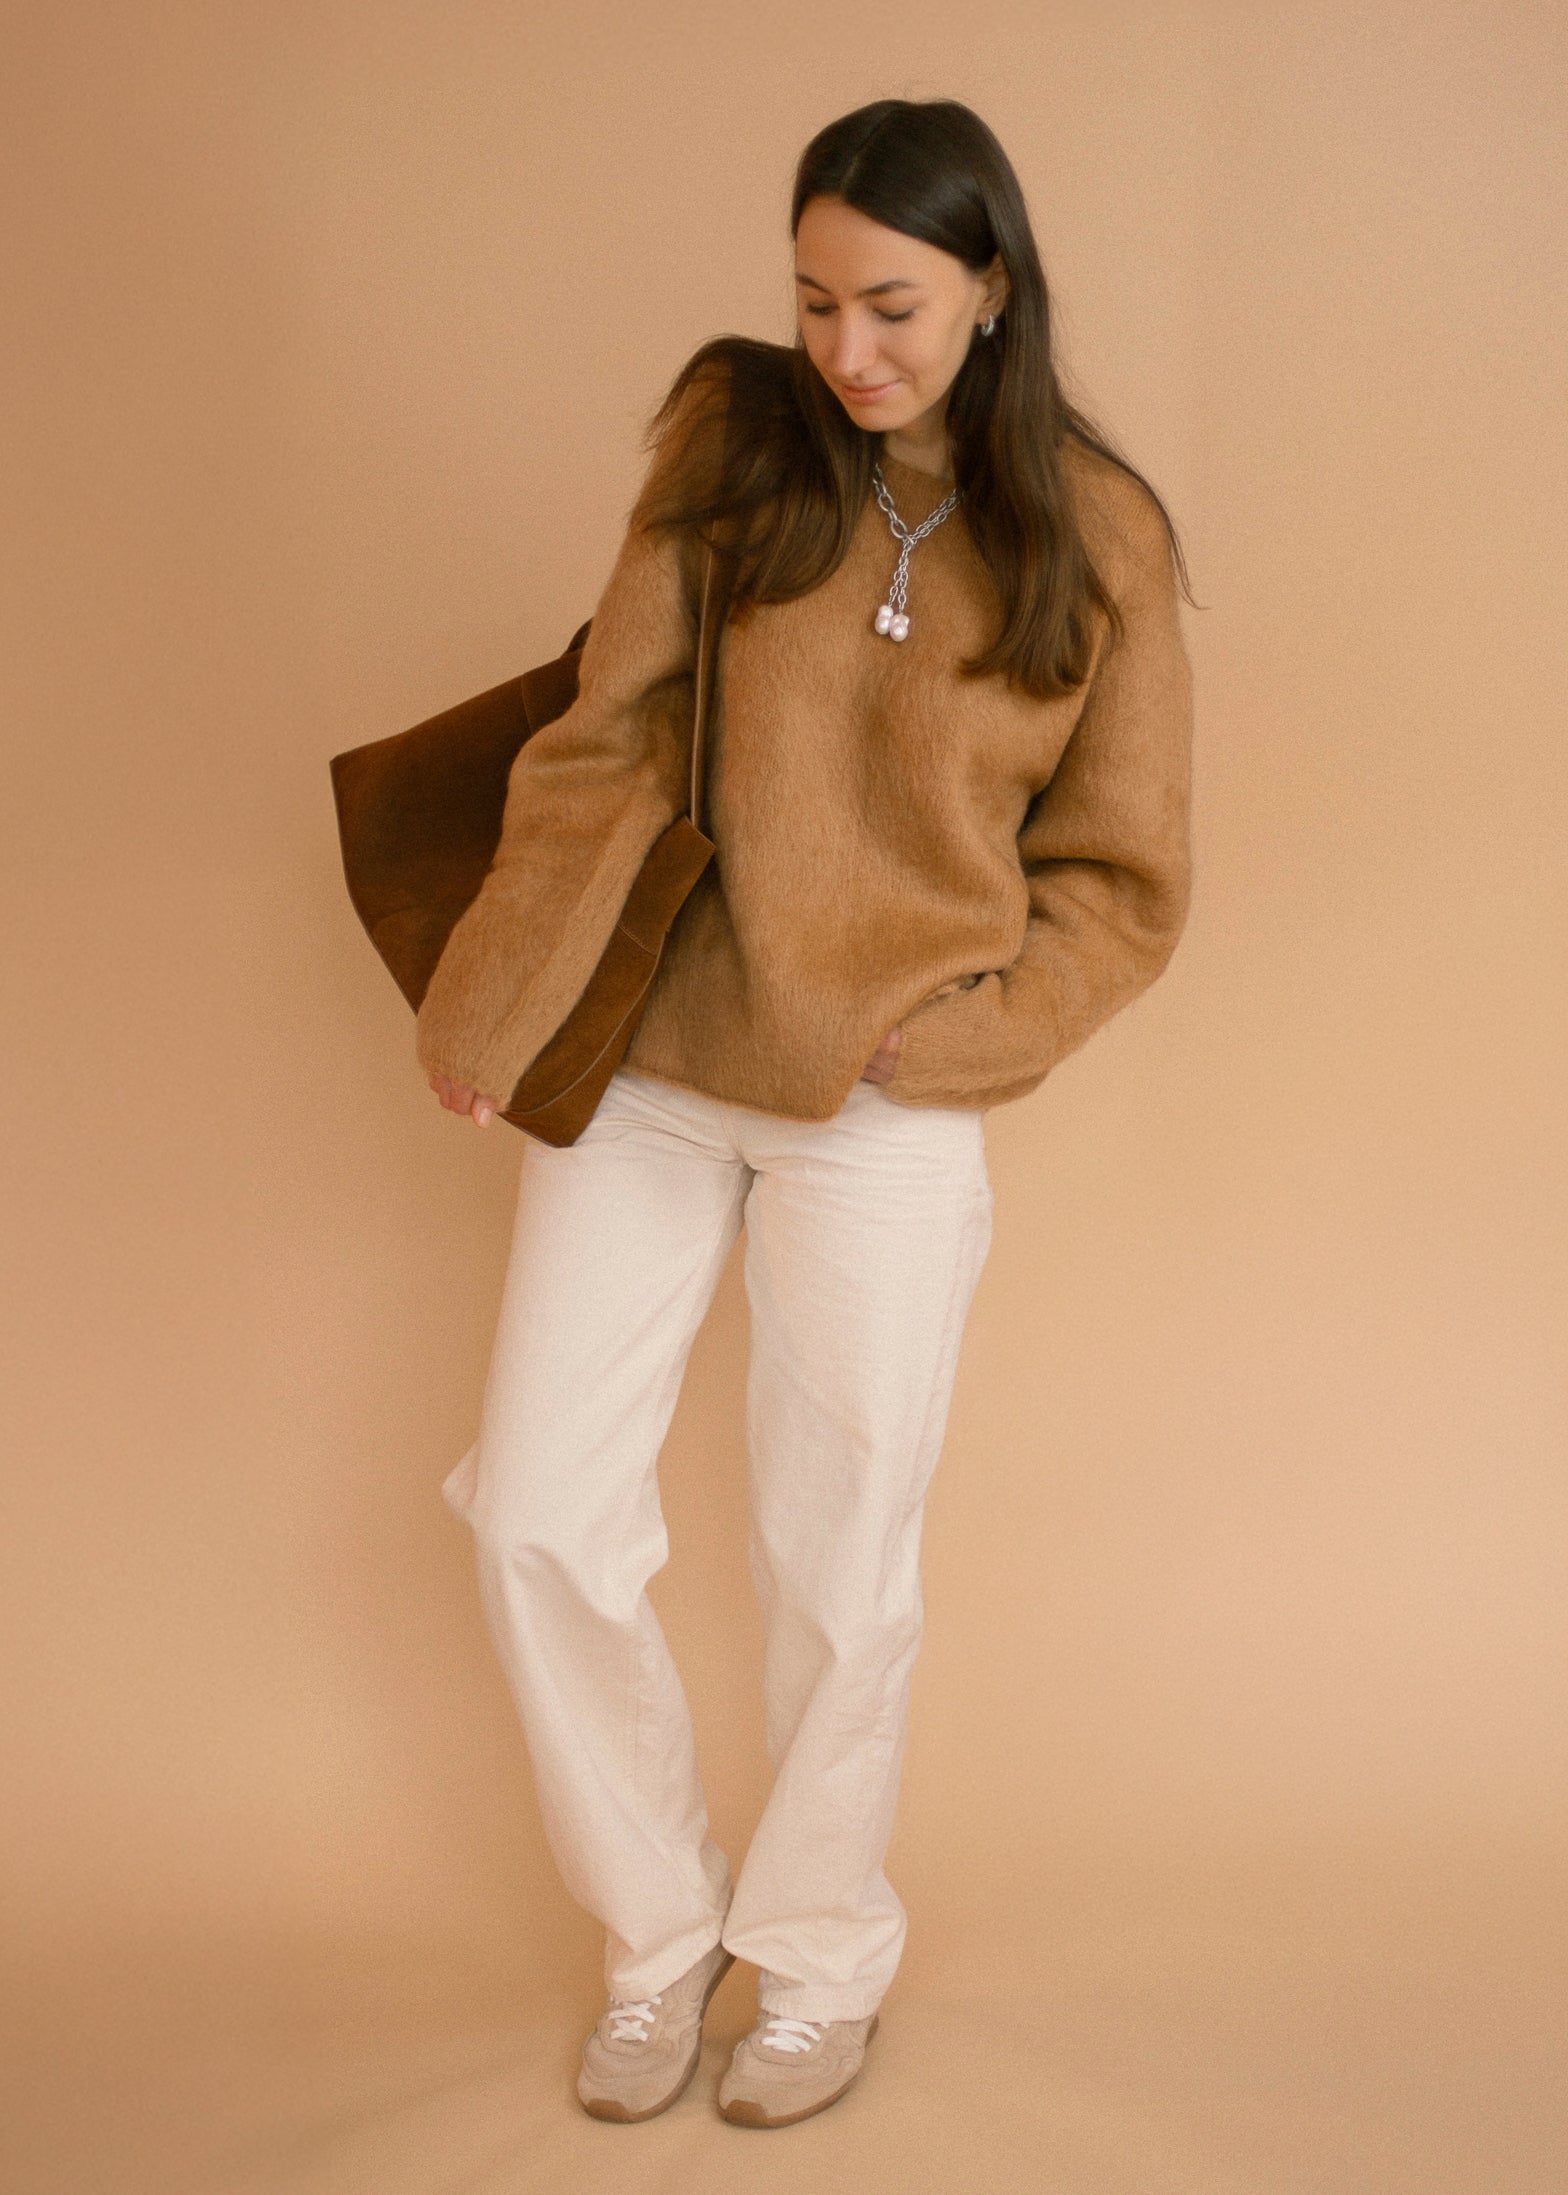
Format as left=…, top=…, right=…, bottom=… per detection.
left=859, top=1024, right=902, bottom=1083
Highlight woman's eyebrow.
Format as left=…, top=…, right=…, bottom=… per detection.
left=794, top=273, right=921, bottom=297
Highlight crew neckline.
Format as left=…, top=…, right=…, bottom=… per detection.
left=876, top=444, right=957, bottom=490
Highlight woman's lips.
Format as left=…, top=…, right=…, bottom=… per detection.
left=841, top=381, right=898, bottom=402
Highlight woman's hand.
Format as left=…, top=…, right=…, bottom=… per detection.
left=858, top=1024, right=903, bottom=1085
left=428, top=1072, right=501, bottom=1127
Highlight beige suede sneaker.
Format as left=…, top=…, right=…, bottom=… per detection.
left=717, top=2007, right=881, bottom=2127
left=576, top=1939, right=737, bottom=2122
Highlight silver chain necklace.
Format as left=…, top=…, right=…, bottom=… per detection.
left=871, top=460, right=960, bottom=642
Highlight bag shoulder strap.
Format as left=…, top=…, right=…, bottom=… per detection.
left=689, top=536, right=737, bottom=832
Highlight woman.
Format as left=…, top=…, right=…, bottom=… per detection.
left=415, top=96, right=1194, bottom=2130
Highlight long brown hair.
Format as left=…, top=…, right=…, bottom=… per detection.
left=635, top=97, right=1196, bottom=701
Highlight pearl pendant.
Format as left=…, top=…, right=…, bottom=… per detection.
left=874, top=602, right=893, bottom=635
left=874, top=602, right=910, bottom=642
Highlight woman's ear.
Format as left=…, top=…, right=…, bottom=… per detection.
left=982, top=254, right=1010, bottom=320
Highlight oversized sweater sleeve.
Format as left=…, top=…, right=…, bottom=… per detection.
left=412, top=422, right=709, bottom=1103
left=884, top=475, right=1194, bottom=1112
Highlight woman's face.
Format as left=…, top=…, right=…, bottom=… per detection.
left=793, top=194, right=1007, bottom=444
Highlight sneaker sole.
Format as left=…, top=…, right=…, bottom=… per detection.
left=578, top=1947, right=737, bottom=2123
left=717, top=2011, right=880, bottom=2128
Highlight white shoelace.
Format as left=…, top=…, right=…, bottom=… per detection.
left=607, top=1993, right=661, bottom=2041
left=759, top=2015, right=824, bottom=2052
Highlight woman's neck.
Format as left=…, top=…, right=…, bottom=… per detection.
left=878, top=425, right=955, bottom=484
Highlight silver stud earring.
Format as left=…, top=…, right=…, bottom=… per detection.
left=980, top=314, right=997, bottom=337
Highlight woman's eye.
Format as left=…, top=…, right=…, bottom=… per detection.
left=803, top=305, right=916, bottom=323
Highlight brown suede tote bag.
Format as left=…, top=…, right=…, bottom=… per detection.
left=329, top=537, right=734, bottom=1146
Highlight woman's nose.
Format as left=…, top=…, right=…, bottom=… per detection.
left=827, top=315, right=879, bottom=377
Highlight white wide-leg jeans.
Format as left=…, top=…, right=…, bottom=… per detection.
left=440, top=1064, right=994, bottom=2023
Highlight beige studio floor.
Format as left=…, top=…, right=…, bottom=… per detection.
left=5, top=3, right=1566, bottom=2192
left=8, top=1838, right=1564, bottom=2194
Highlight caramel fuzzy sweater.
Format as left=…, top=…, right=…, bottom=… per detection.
left=414, top=394, right=1194, bottom=1122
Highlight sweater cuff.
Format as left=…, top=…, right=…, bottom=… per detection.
left=880, top=968, right=1062, bottom=1112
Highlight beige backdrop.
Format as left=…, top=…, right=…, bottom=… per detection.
left=4, top=2, right=1564, bottom=2190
